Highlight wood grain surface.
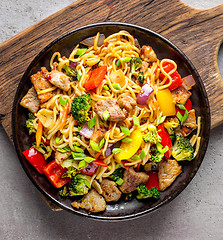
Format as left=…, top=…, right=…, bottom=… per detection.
left=0, top=0, right=222, bottom=210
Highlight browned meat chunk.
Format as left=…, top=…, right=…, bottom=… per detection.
left=71, top=189, right=106, bottom=213
left=171, top=85, right=191, bottom=105
left=48, top=70, right=70, bottom=91
left=31, top=67, right=53, bottom=103
left=117, top=95, right=136, bottom=112
left=120, top=167, right=149, bottom=193
left=158, top=159, right=182, bottom=191
left=20, top=86, right=40, bottom=113
left=94, top=98, right=126, bottom=122
left=181, top=109, right=197, bottom=136
left=90, top=129, right=105, bottom=143
left=140, top=61, right=149, bottom=73
left=55, top=151, right=71, bottom=165
left=140, top=45, right=157, bottom=62
left=101, top=179, right=122, bottom=202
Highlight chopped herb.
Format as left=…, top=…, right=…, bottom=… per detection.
left=74, top=146, right=84, bottom=153
left=77, top=70, right=82, bottom=81
left=116, top=178, right=124, bottom=185
left=140, top=149, right=146, bottom=160
left=90, top=141, right=101, bottom=152
left=122, top=137, right=133, bottom=143
left=78, top=160, right=87, bottom=169
left=78, top=126, right=82, bottom=131
left=116, top=59, right=121, bottom=67
left=84, top=156, right=95, bottom=163
left=133, top=116, right=140, bottom=127
left=112, top=83, right=122, bottom=90
left=76, top=48, right=87, bottom=57
left=131, top=154, right=140, bottom=161
left=177, top=110, right=189, bottom=125
left=120, top=126, right=130, bottom=136
left=99, top=138, right=105, bottom=149
left=156, top=112, right=166, bottom=126
left=72, top=152, right=86, bottom=160
left=112, top=148, right=123, bottom=154
left=88, top=117, right=95, bottom=129
left=61, top=159, right=73, bottom=168
left=55, top=137, right=61, bottom=144
left=122, top=57, right=132, bottom=62
left=60, top=96, right=67, bottom=106
left=103, top=85, right=109, bottom=91
left=57, top=145, right=70, bottom=153
left=177, top=104, right=187, bottom=110
left=102, top=110, right=110, bottom=121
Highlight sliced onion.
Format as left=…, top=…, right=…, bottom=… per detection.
left=137, top=83, right=154, bottom=105
left=104, top=143, right=114, bottom=156
left=80, top=34, right=105, bottom=47
left=79, top=122, right=94, bottom=139
left=69, top=60, right=78, bottom=70
left=182, top=75, right=196, bottom=90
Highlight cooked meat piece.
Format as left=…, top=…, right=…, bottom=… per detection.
left=158, top=159, right=182, bottom=191
left=117, top=95, right=136, bottom=112
left=94, top=98, right=126, bottom=121
left=171, top=85, right=191, bottom=105
left=120, top=167, right=149, bottom=193
left=31, top=67, right=53, bottom=103
left=55, top=151, right=71, bottom=164
left=101, top=179, right=122, bottom=202
left=71, top=189, right=106, bottom=213
left=181, top=109, right=197, bottom=136
left=48, top=70, right=70, bottom=91
left=140, top=45, right=157, bottom=62
left=90, top=129, right=105, bottom=143
left=140, top=61, right=149, bottom=73
left=20, top=86, right=40, bottom=113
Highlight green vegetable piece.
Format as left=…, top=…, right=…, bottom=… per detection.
left=55, top=137, right=61, bottom=144
left=156, top=112, right=166, bottom=126
left=112, top=148, right=123, bottom=154
left=99, top=138, right=105, bottom=149
left=172, top=135, right=194, bottom=161
left=74, top=146, right=84, bottom=153
left=60, top=96, right=67, bottom=106
left=112, top=83, right=122, bottom=90
left=140, top=149, right=146, bottom=160
left=33, top=142, right=52, bottom=160
left=77, top=70, right=82, bottom=81
left=25, top=113, right=36, bottom=135
left=143, top=124, right=161, bottom=144
left=131, top=154, right=140, bottom=161
left=61, top=159, right=73, bottom=168
left=71, top=94, right=92, bottom=125
left=102, top=110, right=110, bottom=121
left=116, top=178, right=124, bottom=185
left=151, top=142, right=168, bottom=163
left=88, top=117, right=95, bottom=129
left=122, top=137, right=133, bottom=143
left=72, top=152, right=86, bottom=160
left=90, top=141, right=101, bottom=152
left=76, top=48, right=87, bottom=57
left=122, top=57, right=132, bottom=62
left=57, top=145, right=71, bottom=153
left=133, top=116, right=140, bottom=127
left=131, top=57, right=142, bottom=73
left=83, top=156, right=96, bottom=163
left=109, top=168, right=124, bottom=185
left=78, top=160, right=87, bottom=169
left=136, top=185, right=160, bottom=199
left=120, top=126, right=130, bottom=136
left=116, top=59, right=121, bottom=67
left=103, top=85, right=109, bottom=91
left=67, top=174, right=91, bottom=196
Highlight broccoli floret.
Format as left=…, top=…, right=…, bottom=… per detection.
left=137, top=71, right=145, bottom=84
left=71, top=94, right=92, bottom=125
left=131, top=57, right=142, bottom=73
left=33, top=142, right=52, bottom=160
left=151, top=142, right=169, bottom=163
left=143, top=124, right=161, bottom=144
left=164, top=118, right=179, bottom=135
left=172, top=135, right=194, bottom=161
left=109, top=168, right=124, bottom=185
left=25, top=113, right=36, bottom=135
left=68, top=174, right=91, bottom=196
left=136, top=185, right=160, bottom=199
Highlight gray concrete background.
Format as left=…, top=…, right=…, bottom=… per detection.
left=0, top=1, right=223, bottom=239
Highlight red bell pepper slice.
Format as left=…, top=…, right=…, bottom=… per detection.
left=81, top=162, right=98, bottom=175
left=43, top=160, right=70, bottom=188
left=84, top=65, right=107, bottom=90
left=146, top=171, right=159, bottom=190
left=157, top=123, right=172, bottom=158
left=92, top=160, right=108, bottom=167
left=175, top=99, right=192, bottom=116
left=23, top=147, right=47, bottom=174
left=159, top=62, right=182, bottom=91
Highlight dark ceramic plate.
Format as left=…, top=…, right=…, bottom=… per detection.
left=12, top=22, right=210, bottom=220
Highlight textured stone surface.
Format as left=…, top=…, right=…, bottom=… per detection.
left=0, top=1, right=223, bottom=239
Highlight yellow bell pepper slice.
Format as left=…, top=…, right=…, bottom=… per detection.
left=114, top=129, right=143, bottom=163
left=156, top=89, right=176, bottom=116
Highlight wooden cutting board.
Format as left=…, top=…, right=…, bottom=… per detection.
left=0, top=0, right=222, bottom=210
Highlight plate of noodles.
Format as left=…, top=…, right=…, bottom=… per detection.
left=12, top=22, right=210, bottom=220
